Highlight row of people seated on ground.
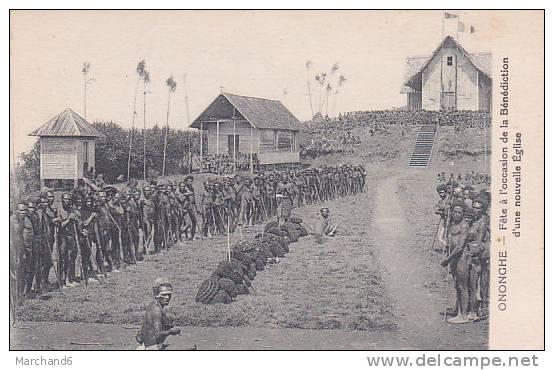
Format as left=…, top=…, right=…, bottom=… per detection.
left=437, top=171, right=491, bottom=186
left=306, top=109, right=491, bottom=131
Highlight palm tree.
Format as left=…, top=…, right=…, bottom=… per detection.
left=162, top=76, right=177, bottom=176
left=325, top=83, right=333, bottom=117
left=126, top=61, right=143, bottom=180
left=137, top=60, right=150, bottom=180
left=82, top=62, right=94, bottom=120
left=305, top=60, right=314, bottom=118
left=315, top=72, right=327, bottom=115
left=332, top=75, right=347, bottom=117
left=183, top=74, right=192, bottom=173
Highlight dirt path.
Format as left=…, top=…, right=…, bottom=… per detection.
left=369, top=173, right=487, bottom=350
left=8, top=321, right=403, bottom=350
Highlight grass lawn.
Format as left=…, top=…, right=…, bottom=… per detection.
left=17, top=180, right=395, bottom=332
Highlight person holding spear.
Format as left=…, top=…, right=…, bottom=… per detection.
left=54, top=192, right=80, bottom=287
left=96, top=191, right=114, bottom=273
left=141, top=185, right=156, bottom=254
left=37, top=195, right=61, bottom=291
left=105, top=189, right=125, bottom=270
left=120, top=190, right=139, bottom=264
left=43, top=191, right=60, bottom=290
left=80, top=196, right=104, bottom=280
left=440, top=200, right=471, bottom=324
left=132, top=188, right=148, bottom=258
left=184, top=175, right=199, bottom=240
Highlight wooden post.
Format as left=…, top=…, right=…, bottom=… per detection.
left=74, top=140, right=79, bottom=188
left=216, top=120, right=220, bottom=156
left=200, top=123, right=203, bottom=173
left=233, top=120, right=236, bottom=173
left=216, top=120, right=220, bottom=176
left=39, top=139, right=43, bottom=190
left=250, top=125, right=253, bottom=174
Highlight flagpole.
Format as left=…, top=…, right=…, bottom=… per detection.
left=440, top=11, right=445, bottom=110
left=455, top=16, right=460, bottom=110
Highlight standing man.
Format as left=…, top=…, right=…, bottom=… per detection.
left=25, top=198, right=42, bottom=296
left=10, top=203, right=31, bottom=304
left=276, top=175, right=293, bottom=226
left=441, top=201, right=471, bottom=324
left=96, top=191, right=114, bottom=273
left=107, top=190, right=125, bottom=269
left=55, top=192, right=79, bottom=287
left=435, top=184, right=451, bottom=249
left=37, top=195, right=55, bottom=292
left=184, top=176, right=199, bottom=240
left=472, top=195, right=490, bottom=317
left=141, top=186, right=156, bottom=254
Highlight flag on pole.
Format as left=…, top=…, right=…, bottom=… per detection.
left=458, top=21, right=476, bottom=33
left=444, top=12, right=458, bottom=19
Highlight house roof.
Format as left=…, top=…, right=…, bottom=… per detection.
left=190, top=93, right=304, bottom=131
left=29, top=108, right=106, bottom=138
left=401, top=36, right=491, bottom=93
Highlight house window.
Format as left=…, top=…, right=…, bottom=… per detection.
left=447, top=56, right=453, bottom=66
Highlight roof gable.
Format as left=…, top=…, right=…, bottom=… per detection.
left=191, top=93, right=304, bottom=131
left=402, top=36, right=491, bottom=92
left=29, top=108, right=106, bottom=138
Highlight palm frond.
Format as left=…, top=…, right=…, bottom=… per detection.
left=82, top=62, right=90, bottom=75
left=166, top=76, right=177, bottom=92
left=136, top=60, right=146, bottom=77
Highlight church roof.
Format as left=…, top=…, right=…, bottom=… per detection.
left=401, top=36, right=491, bottom=93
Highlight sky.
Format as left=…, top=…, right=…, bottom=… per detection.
left=10, top=10, right=502, bottom=155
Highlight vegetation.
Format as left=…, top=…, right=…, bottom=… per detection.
left=13, top=122, right=204, bottom=196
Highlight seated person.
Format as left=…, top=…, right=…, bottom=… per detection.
left=313, top=207, right=338, bottom=244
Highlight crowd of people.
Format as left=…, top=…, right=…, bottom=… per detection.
left=437, top=171, right=490, bottom=187
left=333, top=110, right=491, bottom=129
left=434, top=173, right=491, bottom=324
left=9, top=164, right=366, bottom=306
left=301, top=110, right=491, bottom=159
left=201, top=153, right=255, bottom=175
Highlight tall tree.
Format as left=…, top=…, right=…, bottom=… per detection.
left=183, top=74, right=192, bottom=173
left=162, top=76, right=177, bottom=176
left=127, top=61, right=142, bottom=180
left=315, top=72, right=327, bottom=115
left=137, top=60, right=150, bottom=180
left=332, top=75, right=347, bottom=117
left=82, top=62, right=94, bottom=120
left=325, top=83, right=333, bottom=117
left=305, top=60, right=314, bottom=119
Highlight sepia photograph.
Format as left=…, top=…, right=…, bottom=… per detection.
left=8, top=9, right=544, bottom=352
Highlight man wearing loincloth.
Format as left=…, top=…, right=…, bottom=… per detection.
left=313, top=207, right=338, bottom=244
left=136, top=278, right=180, bottom=350
left=441, top=201, right=471, bottom=324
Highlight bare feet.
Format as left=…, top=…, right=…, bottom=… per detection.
left=447, top=315, right=470, bottom=324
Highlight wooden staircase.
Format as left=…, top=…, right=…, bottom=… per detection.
left=408, top=124, right=438, bottom=168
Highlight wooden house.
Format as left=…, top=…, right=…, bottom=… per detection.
left=190, top=93, right=304, bottom=170
left=29, top=108, right=106, bottom=188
